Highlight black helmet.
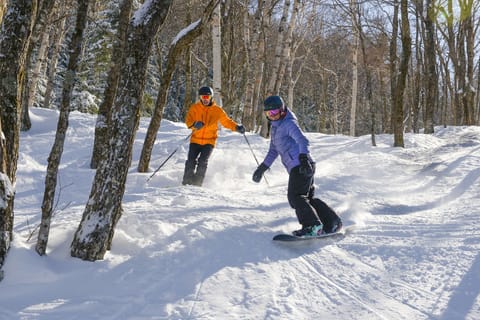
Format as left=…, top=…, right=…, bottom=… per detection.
left=264, top=95, right=284, bottom=111
left=198, top=86, right=214, bottom=96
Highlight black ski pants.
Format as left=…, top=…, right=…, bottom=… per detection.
left=182, top=143, right=214, bottom=186
left=288, top=165, right=339, bottom=229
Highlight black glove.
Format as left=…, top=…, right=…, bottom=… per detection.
left=298, top=154, right=313, bottom=177
left=236, top=124, right=245, bottom=134
left=252, top=163, right=269, bottom=183
left=193, top=121, right=204, bottom=130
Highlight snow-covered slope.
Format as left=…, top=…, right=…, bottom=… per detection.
left=1, top=107, right=479, bottom=320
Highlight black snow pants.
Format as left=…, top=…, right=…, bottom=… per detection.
left=287, top=165, right=339, bottom=230
left=182, top=143, right=214, bottom=186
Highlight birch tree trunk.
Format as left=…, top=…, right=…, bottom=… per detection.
left=24, top=30, right=49, bottom=120
left=20, top=0, right=56, bottom=132
left=255, top=30, right=267, bottom=136
left=0, top=2, right=6, bottom=24
left=410, top=12, right=421, bottom=134
left=212, top=1, right=223, bottom=105
left=183, top=0, right=194, bottom=113
left=349, top=0, right=359, bottom=137
left=242, top=0, right=265, bottom=130
left=42, top=9, right=66, bottom=109
left=256, top=0, right=274, bottom=137
left=137, top=0, right=217, bottom=173
left=71, top=0, right=173, bottom=261
left=354, top=1, right=376, bottom=145
left=285, top=43, right=309, bottom=110
left=274, top=0, right=299, bottom=94
left=477, top=57, right=480, bottom=123
left=0, top=0, right=37, bottom=277
left=260, top=0, right=286, bottom=137
left=437, top=50, right=453, bottom=126
left=184, top=46, right=193, bottom=113
left=283, top=0, right=310, bottom=110
left=90, top=0, right=133, bottom=169
left=437, top=0, right=475, bottom=125
left=265, top=0, right=290, bottom=94
left=443, top=0, right=461, bottom=125
left=36, top=0, right=90, bottom=256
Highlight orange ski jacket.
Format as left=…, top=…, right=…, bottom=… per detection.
left=185, top=100, right=238, bottom=146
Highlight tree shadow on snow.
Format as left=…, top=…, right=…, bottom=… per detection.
left=102, top=218, right=341, bottom=318
left=438, top=250, right=480, bottom=320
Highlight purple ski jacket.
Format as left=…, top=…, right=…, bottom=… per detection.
left=262, top=109, right=313, bottom=173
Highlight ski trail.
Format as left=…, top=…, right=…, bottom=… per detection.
left=187, top=280, right=204, bottom=319
left=299, top=255, right=390, bottom=320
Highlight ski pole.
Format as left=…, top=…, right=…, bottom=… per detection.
left=243, top=133, right=269, bottom=186
left=146, top=130, right=193, bottom=182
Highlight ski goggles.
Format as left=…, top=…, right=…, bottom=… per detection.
left=265, top=108, right=282, bottom=118
left=200, top=95, right=212, bottom=100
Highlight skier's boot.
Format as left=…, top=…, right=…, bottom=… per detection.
left=292, top=223, right=324, bottom=237
left=325, top=218, right=343, bottom=234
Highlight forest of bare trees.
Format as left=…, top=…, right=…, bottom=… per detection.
left=0, top=0, right=478, bottom=275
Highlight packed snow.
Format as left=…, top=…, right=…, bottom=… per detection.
left=1, top=107, right=479, bottom=320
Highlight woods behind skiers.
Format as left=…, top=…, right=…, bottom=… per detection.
left=252, top=95, right=343, bottom=237
left=182, top=86, right=245, bottom=186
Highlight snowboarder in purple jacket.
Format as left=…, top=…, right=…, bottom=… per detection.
left=252, top=95, right=342, bottom=237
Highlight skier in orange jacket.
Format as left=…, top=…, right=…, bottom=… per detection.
left=182, top=86, right=245, bottom=186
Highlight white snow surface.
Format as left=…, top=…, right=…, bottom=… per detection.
left=1, top=107, right=479, bottom=320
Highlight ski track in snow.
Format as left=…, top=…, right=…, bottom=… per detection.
left=0, top=108, right=479, bottom=320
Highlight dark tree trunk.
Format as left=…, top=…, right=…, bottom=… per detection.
left=423, top=0, right=436, bottom=134
left=71, top=0, right=174, bottom=261
left=392, top=0, right=411, bottom=147
left=90, top=0, right=133, bottom=169
left=36, top=0, right=90, bottom=256
left=0, top=0, right=37, bottom=278
left=462, top=16, right=475, bottom=125
left=389, top=0, right=399, bottom=136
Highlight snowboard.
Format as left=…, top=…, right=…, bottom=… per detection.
left=273, top=225, right=353, bottom=242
